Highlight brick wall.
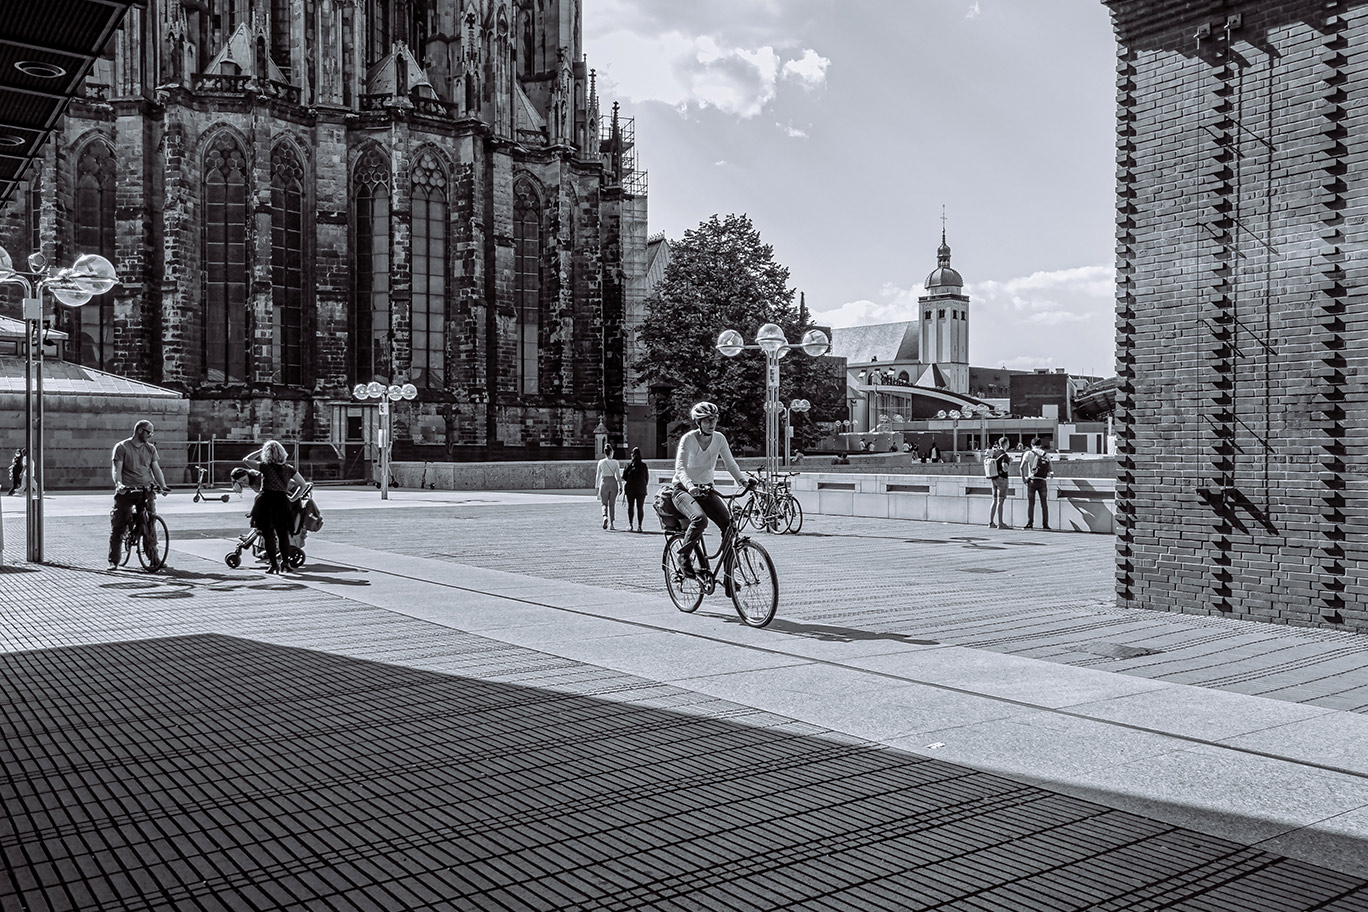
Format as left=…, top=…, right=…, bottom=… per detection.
left=1107, top=0, right=1368, bottom=631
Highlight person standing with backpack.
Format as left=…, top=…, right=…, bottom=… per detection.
left=983, top=436, right=1012, bottom=528
left=1020, top=437, right=1052, bottom=531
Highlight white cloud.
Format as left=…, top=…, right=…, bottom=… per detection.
left=965, top=2, right=981, bottom=19
left=782, top=124, right=809, bottom=138
left=586, top=26, right=827, bottom=119
left=781, top=49, right=830, bottom=87
left=965, top=265, right=1112, bottom=326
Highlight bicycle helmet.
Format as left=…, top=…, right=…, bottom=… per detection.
left=690, top=401, right=720, bottom=421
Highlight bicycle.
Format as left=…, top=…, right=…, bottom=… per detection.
left=746, top=470, right=803, bottom=534
left=662, top=482, right=779, bottom=628
left=116, top=484, right=170, bottom=572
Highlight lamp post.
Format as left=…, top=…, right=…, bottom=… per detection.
left=353, top=380, right=417, bottom=500
left=0, top=247, right=119, bottom=562
left=783, top=398, right=810, bottom=466
left=716, top=323, right=829, bottom=479
left=936, top=409, right=963, bottom=461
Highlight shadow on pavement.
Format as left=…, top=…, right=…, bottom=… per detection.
left=750, top=617, right=940, bottom=646
left=3, top=634, right=1364, bottom=911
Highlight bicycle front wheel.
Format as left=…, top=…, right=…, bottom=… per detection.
left=729, top=539, right=778, bottom=627
left=784, top=495, right=803, bottom=534
left=138, top=515, right=169, bottom=571
left=663, top=536, right=704, bottom=613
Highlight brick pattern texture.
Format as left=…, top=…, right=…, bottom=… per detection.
left=1106, top=1, right=1368, bottom=631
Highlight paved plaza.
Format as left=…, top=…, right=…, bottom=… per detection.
left=4, top=488, right=1368, bottom=911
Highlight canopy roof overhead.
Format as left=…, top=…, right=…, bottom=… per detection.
left=0, top=0, right=139, bottom=210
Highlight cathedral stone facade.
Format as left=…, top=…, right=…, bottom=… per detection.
left=1106, top=1, right=1368, bottom=631
left=0, top=0, right=646, bottom=459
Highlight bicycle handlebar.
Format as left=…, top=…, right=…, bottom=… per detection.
left=116, top=483, right=170, bottom=496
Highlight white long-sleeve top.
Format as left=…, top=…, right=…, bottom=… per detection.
left=673, top=429, right=745, bottom=488
left=594, top=456, right=622, bottom=490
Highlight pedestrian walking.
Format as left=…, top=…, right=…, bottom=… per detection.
left=5, top=448, right=24, bottom=495
left=1020, top=436, right=1053, bottom=530
left=594, top=444, right=623, bottom=530
left=622, top=447, right=650, bottom=532
left=984, top=436, right=1012, bottom=528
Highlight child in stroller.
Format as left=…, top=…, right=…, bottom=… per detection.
left=224, top=465, right=323, bottom=570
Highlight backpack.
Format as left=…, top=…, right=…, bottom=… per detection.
left=1031, top=452, right=1052, bottom=480
left=982, top=448, right=1000, bottom=478
left=653, top=484, right=687, bottom=532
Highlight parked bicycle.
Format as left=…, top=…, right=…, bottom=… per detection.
left=117, top=484, right=170, bottom=572
left=662, top=480, right=779, bottom=627
left=746, top=470, right=804, bottom=534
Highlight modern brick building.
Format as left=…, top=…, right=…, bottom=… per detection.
left=0, top=0, right=646, bottom=463
left=1106, top=1, right=1367, bottom=630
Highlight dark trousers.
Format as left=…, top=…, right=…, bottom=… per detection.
left=673, top=487, right=731, bottom=563
left=626, top=491, right=646, bottom=527
left=109, top=489, right=154, bottom=563
left=1026, top=478, right=1049, bottom=528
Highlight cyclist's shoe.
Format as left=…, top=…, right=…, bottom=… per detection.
left=107, top=560, right=119, bottom=571
left=679, top=557, right=698, bottom=579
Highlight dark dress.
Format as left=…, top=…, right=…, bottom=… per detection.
left=250, top=462, right=296, bottom=568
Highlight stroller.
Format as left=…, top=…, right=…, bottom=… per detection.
left=223, top=467, right=323, bottom=570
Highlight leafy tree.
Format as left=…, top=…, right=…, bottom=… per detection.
left=634, top=214, right=845, bottom=453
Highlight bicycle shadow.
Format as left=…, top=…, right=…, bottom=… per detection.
left=723, top=615, right=941, bottom=646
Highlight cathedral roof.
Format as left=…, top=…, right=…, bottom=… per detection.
left=829, top=322, right=919, bottom=365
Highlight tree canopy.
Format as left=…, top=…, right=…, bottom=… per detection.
left=634, top=214, right=845, bottom=453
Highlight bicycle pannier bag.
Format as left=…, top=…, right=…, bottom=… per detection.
left=653, top=484, right=686, bottom=532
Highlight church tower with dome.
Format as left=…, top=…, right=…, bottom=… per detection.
left=917, top=230, right=970, bottom=395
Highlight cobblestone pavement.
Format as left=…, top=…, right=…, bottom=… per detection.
left=3, top=493, right=1368, bottom=911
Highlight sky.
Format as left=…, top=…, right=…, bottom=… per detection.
left=583, top=0, right=1119, bottom=376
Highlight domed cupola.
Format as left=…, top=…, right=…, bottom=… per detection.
left=925, top=229, right=963, bottom=289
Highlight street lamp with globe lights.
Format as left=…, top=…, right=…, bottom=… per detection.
left=0, top=246, right=120, bottom=561
left=352, top=380, right=417, bottom=500
left=715, top=323, right=829, bottom=479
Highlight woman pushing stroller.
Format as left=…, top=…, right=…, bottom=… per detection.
left=242, top=440, right=306, bottom=574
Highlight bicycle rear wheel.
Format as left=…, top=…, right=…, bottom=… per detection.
left=783, top=495, right=803, bottom=534
left=729, top=539, right=778, bottom=627
left=138, top=515, right=169, bottom=571
left=662, top=535, right=704, bottom=613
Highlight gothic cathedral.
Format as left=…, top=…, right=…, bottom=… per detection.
left=0, top=0, right=647, bottom=458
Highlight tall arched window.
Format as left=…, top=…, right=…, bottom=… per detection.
left=271, top=143, right=306, bottom=386
left=352, top=148, right=390, bottom=383
left=365, top=0, right=390, bottom=66
left=202, top=134, right=248, bottom=383
left=270, top=0, right=292, bottom=77
left=74, top=139, right=116, bottom=370
left=513, top=180, right=541, bottom=395
left=411, top=152, right=447, bottom=388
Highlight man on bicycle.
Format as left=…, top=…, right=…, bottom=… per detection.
left=109, top=419, right=167, bottom=570
left=672, top=401, right=750, bottom=577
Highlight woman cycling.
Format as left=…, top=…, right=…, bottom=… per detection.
left=672, top=401, right=750, bottom=577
